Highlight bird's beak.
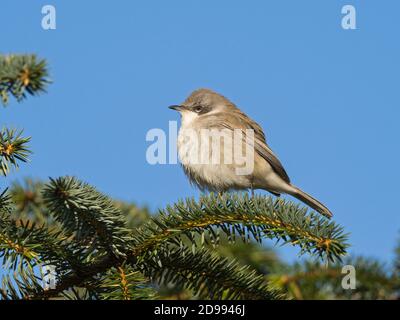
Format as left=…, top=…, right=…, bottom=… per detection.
left=168, top=105, right=186, bottom=112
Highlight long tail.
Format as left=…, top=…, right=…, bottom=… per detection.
left=288, top=185, right=333, bottom=218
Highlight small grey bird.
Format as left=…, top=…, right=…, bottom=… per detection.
left=169, top=88, right=333, bottom=218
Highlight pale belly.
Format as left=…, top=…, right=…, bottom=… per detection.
left=177, top=127, right=252, bottom=191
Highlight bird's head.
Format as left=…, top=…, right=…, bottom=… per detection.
left=168, top=88, right=236, bottom=120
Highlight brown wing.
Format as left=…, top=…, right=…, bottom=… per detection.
left=199, top=112, right=291, bottom=184
left=253, top=140, right=290, bottom=183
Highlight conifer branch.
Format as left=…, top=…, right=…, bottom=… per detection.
left=131, top=193, right=348, bottom=262
left=1, top=265, right=43, bottom=300
left=140, top=245, right=283, bottom=300
left=0, top=129, right=31, bottom=176
left=0, top=214, right=78, bottom=299
left=1, top=177, right=350, bottom=300
left=42, top=177, right=131, bottom=257
left=25, top=254, right=119, bottom=300
left=99, top=265, right=157, bottom=300
left=8, top=179, right=53, bottom=226
left=269, top=257, right=399, bottom=299
left=0, top=205, right=103, bottom=300
left=0, top=55, right=50, bottom=106
left=0, top=213, right=82, bottom=274
left=0, top=189, right=12, bottom=214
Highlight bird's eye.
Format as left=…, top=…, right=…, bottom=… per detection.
left=194, top=106, right=202, bottom=113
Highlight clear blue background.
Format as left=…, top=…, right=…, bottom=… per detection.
left=1, top=0, right=399, bottom=265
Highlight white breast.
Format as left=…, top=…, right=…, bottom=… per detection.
left=176, top=116, right=252, bottom=191
left=180, top=110, right=198, bottom=128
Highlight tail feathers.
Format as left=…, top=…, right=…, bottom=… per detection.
left=289, top=186, right=333, bottom=218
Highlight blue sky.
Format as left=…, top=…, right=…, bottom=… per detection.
left=1, top=0, right=400, bottom=264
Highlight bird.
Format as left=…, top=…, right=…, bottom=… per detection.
left=169, top=88, right=333, bottom=218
